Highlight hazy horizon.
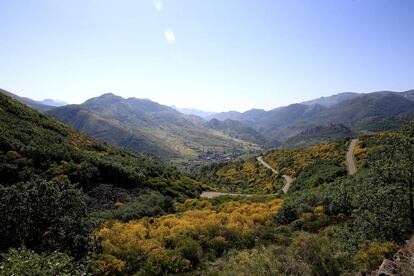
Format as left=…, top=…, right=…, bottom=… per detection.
left=5, top=87, right=414, bottom=114
left=1, top=0, right=414, bottom=112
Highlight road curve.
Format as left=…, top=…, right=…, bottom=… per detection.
left=257, top=156, right=294, bottom=194
left=346, top=139, right=359, bottom=175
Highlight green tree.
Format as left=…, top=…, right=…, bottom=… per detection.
left=0, top=179, right=87, bottom=254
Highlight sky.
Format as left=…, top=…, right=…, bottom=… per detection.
left=1, top=0, right=414, bottom=112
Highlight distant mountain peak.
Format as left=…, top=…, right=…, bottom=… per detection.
left=97, top=92, right=119, bottom=98
left=83, top=93, right=125, bottom=105
left=301, top=92, right=361, bottom=107
left=40, top=99, right=67, bottom=107
left=173, top=106, right=216, bottom=119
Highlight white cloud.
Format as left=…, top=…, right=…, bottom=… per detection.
left=154, top=0, right=163, bottom=12
left=164, top=28, right=176, bottom=44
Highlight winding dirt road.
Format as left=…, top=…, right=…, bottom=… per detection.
left=346, top=139, right=359, bottom=175
left=257, top=156, right=294, bottom=194
left=203, top=140, right=358, bottom=198
left=201, top=157, right=294, bottom=198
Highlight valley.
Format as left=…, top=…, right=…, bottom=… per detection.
left=2, top=1, right=413, bottom=274
left=4, top=88, right=414, bottom=165
left=1, top=89, right=414, bottom=275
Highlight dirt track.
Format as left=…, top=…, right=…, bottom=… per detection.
left=346, top=139, right=358, bottom=175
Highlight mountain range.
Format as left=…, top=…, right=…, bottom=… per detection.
left=207, top=89, right=414, bottom=145
left=2, top=88, right=414, bottom=161
left=46, top=93, right=260, bottom=161
left=172, top=106, right=216, bottom=119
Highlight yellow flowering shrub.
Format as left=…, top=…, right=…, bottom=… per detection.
left=93, top=198, right=283, bottom=275
left=354, top=132, right=393, bottom=166
left=215, top=159, right=283, bottom=193
left=354, top=241, right=399, bottom=270
left=263, top=142, right=344, bottom=177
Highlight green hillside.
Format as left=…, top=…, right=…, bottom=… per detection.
left=283, top=124, right=354, bottom=148
left=192, top=158, right=285, bottom=194
left=310, top=92, right=414, bottom=128
left=45, top=104, right=178, bottom=159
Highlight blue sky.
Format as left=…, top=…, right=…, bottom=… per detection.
left=1, top=0, right=413, bottom=112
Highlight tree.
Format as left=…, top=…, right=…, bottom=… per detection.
left=0, top=179, right=87, bottom=254
left=369, top=122, right=414, bottom=230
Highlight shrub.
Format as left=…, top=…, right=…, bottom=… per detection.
left=354, top=241, right=399, bottom=270
left=0, top=248, right=88, bottom=275
left=91, top=192, right=174, bottom=222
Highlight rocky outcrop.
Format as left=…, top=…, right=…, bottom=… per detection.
left=358, top=237, right=414, bottom=276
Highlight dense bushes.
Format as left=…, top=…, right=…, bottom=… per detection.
left=91, top=192, right=174, bottom=222
left=289, top=159, right=347, bottom=192
left=354, top=241, right=399, bottom=270
left=263, top=142, right=346, bottom=177
left=205, top=232, right=353, bottom=275
left=0, top=248, right=88, bottom=275
left=0, top=179, right=87, bottom=254
left=192, top=159, right=283, bottom=194
left=92, top=197, right=283, bottom=275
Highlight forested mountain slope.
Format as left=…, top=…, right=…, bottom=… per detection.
left=283, top=124, right=354, bottom=148
left=206, top=118, right=266, bottom=145
left=308, top=92, right=414, bottom=128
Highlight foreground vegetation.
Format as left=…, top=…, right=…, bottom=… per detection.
left=1, top=91, right=414, bottom=275
left=93, top=196, right=283, bottom=275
